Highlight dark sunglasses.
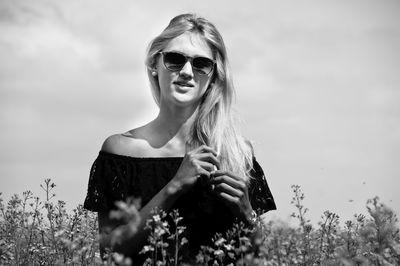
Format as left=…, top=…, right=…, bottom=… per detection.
left=160, top=51, right=216, bottom=75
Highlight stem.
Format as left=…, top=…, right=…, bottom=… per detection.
left=175, top=233, right=178, bottom=266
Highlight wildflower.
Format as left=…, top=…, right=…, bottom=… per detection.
left=155, top=227, right=166, bottom=237
left=215, top=237, right=226, bottom=247
left=153, top=214, right=161, bottom=222
left=140, top=245, right=154, bottom=254
left=214, top=249, right=224, bottom=257
left=113, top=252, right=132, bottom=266
left=224, top=244, right=234, bottom=251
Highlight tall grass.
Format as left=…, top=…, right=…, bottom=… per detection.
left=1, top=180, right=399, bottom=265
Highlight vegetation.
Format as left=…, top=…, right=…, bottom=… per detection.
left=1, top=180, right=399, bottom=265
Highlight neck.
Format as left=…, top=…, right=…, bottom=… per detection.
left=154, top=102, right=199, bottom=143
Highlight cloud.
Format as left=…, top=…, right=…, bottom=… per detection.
left=0, top=0, right=399, bottom=223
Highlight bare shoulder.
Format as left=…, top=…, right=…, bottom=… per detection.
left=101, top=134, right=125, bottom=154
left=100, top=126, right=154, bottom=157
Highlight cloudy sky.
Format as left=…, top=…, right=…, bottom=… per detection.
left=1, top=0, right=399, bottom=225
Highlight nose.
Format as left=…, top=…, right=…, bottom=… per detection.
left=179, top=61, right=194, bottom=78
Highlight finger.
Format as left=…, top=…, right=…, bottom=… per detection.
left=198, top=161, right=216, bottom=172
left=212, top=170, right=241, bottom=181
left=214, top=183, right=243, bottom=198
left=196, top=167, right=211, bottom=178
left=211, top=174, right=246, bottom=191
left=197, top=152, right=220, bottom=169
left=216, top=191, right=239, bottom=206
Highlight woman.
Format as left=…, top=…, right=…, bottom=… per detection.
left=84, top=13, right=276, bottom=263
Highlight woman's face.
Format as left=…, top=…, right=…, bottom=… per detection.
left=155, top=31, right=214, bottom=109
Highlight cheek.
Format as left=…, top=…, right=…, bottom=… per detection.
left=158, top=72, right=173, bottom=90
left=199, top=77, right=212, bottom=93
left=156, top=61, right=170, bottom=87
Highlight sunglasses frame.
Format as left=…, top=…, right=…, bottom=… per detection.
left=159, top=51, right=216, bottom=76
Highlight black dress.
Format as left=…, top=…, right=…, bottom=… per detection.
left=83, top=151, right=276, bottom=263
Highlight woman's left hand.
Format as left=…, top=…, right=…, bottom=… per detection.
left=210, top=170, right=253, bottom=220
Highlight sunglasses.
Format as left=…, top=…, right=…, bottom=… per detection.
left=160, top=51, right=216, bottom=75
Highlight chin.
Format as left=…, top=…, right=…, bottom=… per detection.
left=171, top=92, right=200, bottom=106
left=172, top=98, right=197, bottom=107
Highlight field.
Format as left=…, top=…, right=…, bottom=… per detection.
left=1, top=179, right=399, bottom=265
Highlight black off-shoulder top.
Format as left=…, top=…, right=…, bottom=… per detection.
left=83, top=151, right=276, bottom=259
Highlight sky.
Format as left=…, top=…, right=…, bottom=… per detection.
left=0, top=0, right=399, bottom=226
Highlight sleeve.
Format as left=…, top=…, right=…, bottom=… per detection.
left=83, top=153, right=130, bottom=212
left=248, top=158, right=277, bottom=215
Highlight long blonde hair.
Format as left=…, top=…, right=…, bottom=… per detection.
left=145, top=14, right=253, bottom=182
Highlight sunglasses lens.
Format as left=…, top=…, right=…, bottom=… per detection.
left=193, top=57, right=214, bottom=75
left=162, top=52, right=214, bottom=75
left=163, top=52, right=186, bottom=71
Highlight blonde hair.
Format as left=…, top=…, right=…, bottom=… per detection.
left=145, top=14, right=253, bottom=182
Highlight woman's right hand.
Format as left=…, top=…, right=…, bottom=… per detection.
left=169, top=145, right=220, bottom=194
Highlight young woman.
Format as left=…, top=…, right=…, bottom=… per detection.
left=84, top=13, right=276, bottom=264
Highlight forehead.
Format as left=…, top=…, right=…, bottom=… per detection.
left=164, top=32, right=213, bottom=58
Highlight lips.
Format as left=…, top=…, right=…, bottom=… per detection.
left=173, top=81, right=194, bottom=87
